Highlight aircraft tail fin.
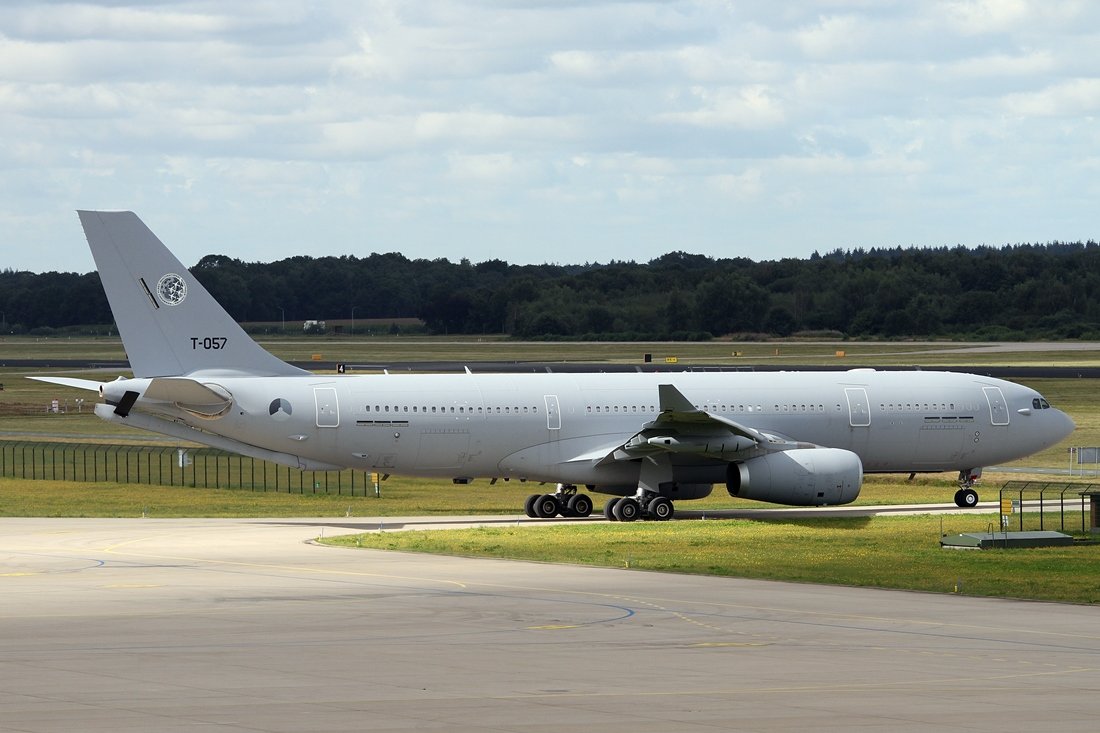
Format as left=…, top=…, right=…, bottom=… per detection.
left=78, top=210, right=307, bottom=378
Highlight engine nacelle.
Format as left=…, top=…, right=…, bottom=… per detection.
left=726, top=448, right=862, bottom=506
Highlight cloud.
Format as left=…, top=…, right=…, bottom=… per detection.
left=1002, top=78, right=1100, bottom=117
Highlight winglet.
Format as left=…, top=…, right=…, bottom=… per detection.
left=658, top=383, right=698, bottom=413
left=78, top=211, right=307, bottom=378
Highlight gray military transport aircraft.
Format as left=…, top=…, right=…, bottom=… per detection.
left=33, top=211, right=1075, bottom=522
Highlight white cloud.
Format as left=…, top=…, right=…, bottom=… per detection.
left=661, top=85, right=786, bottom=129
left=446, top=152, right=533, bottom=184
left=1002, top=78, right=1100, bottom=117
left=942, top=0, right=1034, bottom=36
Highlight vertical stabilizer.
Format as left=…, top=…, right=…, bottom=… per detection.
left=78, top=210, right=307, bottom=378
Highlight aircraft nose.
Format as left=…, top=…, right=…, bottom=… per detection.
left=1055, top=409, right=1076, bottom=440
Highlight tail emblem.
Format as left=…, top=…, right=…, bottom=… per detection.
left=155, top=273, right=188, bottom=306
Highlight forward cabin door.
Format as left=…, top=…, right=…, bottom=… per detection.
left=983, top=386, right=1010, bottom=426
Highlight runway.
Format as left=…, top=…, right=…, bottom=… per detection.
left=1, top=517, right=1098, bottom=732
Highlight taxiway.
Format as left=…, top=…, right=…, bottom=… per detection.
left=1, top=516, right=1098, bottom=732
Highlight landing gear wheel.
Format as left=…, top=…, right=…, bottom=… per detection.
left=954, top=488, right=979, bottom=508
left=524, top=494, right=540, bottom=518
left=613, top=497, right=640, bottom=522
left=604, top=498, right=621, bottom=521
left=534, top=494, right=561, bottom=518
left=647, top=496, right=674, bottom=521
left=567, top=493, right=593, bottom=518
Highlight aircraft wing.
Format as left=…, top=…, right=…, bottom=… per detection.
left=596, top=383, right=802, bottom=466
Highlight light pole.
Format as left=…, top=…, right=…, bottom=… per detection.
left=279, top=307, right=285, bottom=333
left=350, top=306, right=357, bottom=336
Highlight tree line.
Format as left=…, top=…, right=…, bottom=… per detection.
left=3, top=242, right=1100, bottom=340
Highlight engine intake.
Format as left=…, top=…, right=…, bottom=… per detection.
left=726, top=448, right=862, bottom=506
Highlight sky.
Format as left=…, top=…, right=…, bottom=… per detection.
left=2, top=1, right=1099, bottom=273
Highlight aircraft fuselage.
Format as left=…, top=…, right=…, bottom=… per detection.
left=104, top=368, right=1072, bottom=495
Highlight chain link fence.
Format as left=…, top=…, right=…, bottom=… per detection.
left=0, top=439, right=376, bottom=495
left=998, top=480, right=1097, bottom=535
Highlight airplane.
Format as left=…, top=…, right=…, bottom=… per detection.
left=32, top=211, right=1075, bottom=522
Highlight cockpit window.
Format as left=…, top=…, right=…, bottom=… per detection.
left=1033, top=397, right=1052, bottom=410
left=1040, top=398, right=1050, bottom=409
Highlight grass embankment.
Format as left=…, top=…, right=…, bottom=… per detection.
left=324, top=515, right=1100, bottom=604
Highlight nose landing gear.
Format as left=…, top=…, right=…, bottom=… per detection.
left=954, top=469, right=982, bottom=507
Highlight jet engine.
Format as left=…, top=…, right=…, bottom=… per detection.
left=726, top=448, right=862, bottom=506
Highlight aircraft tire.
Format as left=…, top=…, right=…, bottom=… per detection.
left=568, top=493, right=593, bottom=518
left=955, top=488, right=979, bottom=508
left=535, top=494, right=561, bottom=518
left=524, top=494, right=540, bottom=518
left=604, top=498, right=620, bottom=521
left=647, top=496, right=674, bottom=521
left=613, top=497, right=640, bottom=522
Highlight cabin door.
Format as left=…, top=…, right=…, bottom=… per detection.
left=544, top=395, right=561, bottom=431
left=983, top=386, right=1010, bottom=426
left=314, top=387, right=339, bottom=427
left=844, top=387, right=870, bottom=427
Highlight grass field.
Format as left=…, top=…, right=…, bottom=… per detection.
left=323, top=516, right=1100, bottom=604
left=0, top=474, right=1035, bottom=517
left=5, top=334, right=1100, bottom=367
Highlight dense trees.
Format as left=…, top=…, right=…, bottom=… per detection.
left=3, top=241, right=1100, bottom=339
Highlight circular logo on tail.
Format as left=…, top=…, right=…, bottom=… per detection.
left=156, top=273, right=188, bottom=306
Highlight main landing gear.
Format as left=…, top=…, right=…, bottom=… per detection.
left=953, top=469, right=981, bottom=508
left=603, top=494, right=674, bottom=522
left=524, top=484, right=594, bottom=519
left=522, top=486, right=675, bottom=521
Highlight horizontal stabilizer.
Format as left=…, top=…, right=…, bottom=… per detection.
left=27, top=376, right=103, bottom=392
left=121, top=377, right=235, bottom=418
left=144, top=378, right=232, bottom=408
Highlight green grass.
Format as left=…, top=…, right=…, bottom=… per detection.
left=0, top=474, right=997, bottom=518
left=0, top=479, right=383, bottom=517
left=5, top=334, right=1100, bottom=367
left=324, top=515, right=1100, bottom=604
